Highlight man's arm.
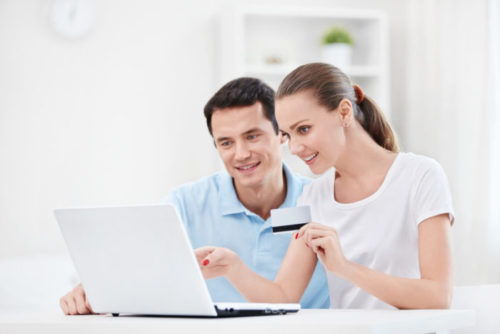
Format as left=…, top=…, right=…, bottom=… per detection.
left=59, top=283, right=94, bottom=315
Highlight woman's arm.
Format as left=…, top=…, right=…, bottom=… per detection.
left=195, top=235, right=318, bottom=303
left=301, top=214, right=453, bottom=309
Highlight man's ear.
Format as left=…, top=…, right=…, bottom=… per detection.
left=338, top=99, right=353, bottom=126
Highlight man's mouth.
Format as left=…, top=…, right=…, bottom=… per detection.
left=235, top=162, right=261, bottom=173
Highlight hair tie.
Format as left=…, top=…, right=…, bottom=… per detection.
left=353, top=84, right=365, bottom=104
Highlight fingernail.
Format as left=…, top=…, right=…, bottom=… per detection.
left=295, top=233, right=298, bottom=240
left=306, top=243, right=309, bottom=248
left=202, top=259, right=209, bottom=266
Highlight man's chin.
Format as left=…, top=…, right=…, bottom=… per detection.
left=232, top=173, right=263, bottom=189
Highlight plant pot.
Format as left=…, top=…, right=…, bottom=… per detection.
left=320, top=43, right=352, bottom=71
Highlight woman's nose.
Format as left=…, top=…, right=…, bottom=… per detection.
left=288, top=137, right=304, bottom=155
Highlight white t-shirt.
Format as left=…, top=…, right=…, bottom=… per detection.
left=297, top=152, right=454, bottom=309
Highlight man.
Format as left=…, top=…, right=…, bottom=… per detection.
left=59, top=78, right=329, bottom=315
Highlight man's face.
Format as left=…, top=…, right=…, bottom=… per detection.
left=211, top=102, right=283, bottom=189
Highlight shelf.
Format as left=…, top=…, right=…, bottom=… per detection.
left=217, top=5, right=390, bottom=117
left=245, top=64, right=382, bottom=78
left=237, top=5, right=386, bottom=21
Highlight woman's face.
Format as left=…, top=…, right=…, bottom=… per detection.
left=276, top=90, right=348, bottom=174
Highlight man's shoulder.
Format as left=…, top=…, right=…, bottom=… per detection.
left=168, top=171, right=226, bottom=200
left=291, top=171, right=312, bottom=185
left=285, top=164, right=312, bottom=187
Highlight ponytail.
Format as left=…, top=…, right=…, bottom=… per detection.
left=277, top=62, right=399, bottom=153
left=357, top=96, right=399, bottom=152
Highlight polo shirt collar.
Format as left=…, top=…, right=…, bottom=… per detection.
left=218, top=162, right=299, bottom=217
left=218, top=170, right=247, bottom=216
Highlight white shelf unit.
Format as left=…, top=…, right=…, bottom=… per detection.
left=217, top=6, right=390, bottom=177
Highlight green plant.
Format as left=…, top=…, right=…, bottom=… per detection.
left=321, top=26, right=354, bottom=45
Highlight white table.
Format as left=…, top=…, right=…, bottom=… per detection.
left=0, top=309, right=475, bottom=334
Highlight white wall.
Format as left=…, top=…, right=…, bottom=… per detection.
left=0, top=0, right=410, bottom=258
left=0, top=0, right=497, bottom=287
left=0, top=0, right=222, bottom=258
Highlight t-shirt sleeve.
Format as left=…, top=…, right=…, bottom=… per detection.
left=413, top=160, right=455, bottom=225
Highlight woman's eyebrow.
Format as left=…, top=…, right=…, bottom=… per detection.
left=289, top=119, right=309, bottom=131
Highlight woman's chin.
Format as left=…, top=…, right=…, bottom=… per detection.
left=307, top=162, right=330, bottom=175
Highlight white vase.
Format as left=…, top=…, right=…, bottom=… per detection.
left=320, top=43, right=352, bottom=71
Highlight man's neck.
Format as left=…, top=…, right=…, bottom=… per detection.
left=233, top=167, right=287, bottom=220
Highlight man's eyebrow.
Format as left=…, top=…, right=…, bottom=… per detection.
left=289, top=119, right=309, bottom=131
left=215, top=128, right=262, bottom=142
left=215, top=136, right=231, bottom=143
left=242, top=128, right=262, bottom=135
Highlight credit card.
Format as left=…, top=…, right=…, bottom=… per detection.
left=270, top=206, right=311, bottom=234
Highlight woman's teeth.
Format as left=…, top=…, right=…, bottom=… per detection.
left=304, top=153, right=318, bottom=162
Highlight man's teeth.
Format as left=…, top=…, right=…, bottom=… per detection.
left=239, top=163, right=258, bottom=170
left=304, top=153, right=318, bottom=162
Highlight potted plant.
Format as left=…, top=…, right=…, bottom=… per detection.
left=320, top=26, right=354, bottom=70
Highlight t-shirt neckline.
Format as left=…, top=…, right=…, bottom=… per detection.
left=329, top=152, right=402, bottom=209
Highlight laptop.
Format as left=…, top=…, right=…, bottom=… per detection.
left=55, top=204, right=300, bottom=317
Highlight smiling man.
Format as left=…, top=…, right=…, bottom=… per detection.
left=59, top=77, right=329, bottom=315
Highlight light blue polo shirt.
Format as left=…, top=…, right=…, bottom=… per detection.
left=165, top=163, right=330, bottom=309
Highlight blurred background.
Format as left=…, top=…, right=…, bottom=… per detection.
left=0, top=0, right=499, bottom=310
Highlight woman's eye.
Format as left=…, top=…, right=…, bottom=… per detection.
left=298, top=126, right=310, bottom=134
left=281, top=131, right=290, bottom=139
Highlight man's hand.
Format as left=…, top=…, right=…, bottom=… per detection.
left=194, top=246, right=241, bottom=279
left=59, top=283, right=94, bottom=315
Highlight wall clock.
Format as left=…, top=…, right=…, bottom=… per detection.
left=50, top=0, right=94, bottom=39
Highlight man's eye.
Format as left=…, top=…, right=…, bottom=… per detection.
left=220, top=141, right=231, bottom=147
left=247, top=134, right=258, bottom=140
left=298, top=126, right=310, bottom=134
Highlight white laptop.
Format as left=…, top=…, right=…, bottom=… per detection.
left=55, top=204, right=300, bottom=317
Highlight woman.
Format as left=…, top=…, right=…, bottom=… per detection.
left=196, top=63, right=454, bottom=309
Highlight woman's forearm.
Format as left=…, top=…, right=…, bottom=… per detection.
left=225, top=258, right=298, bottom=303
left=340, top=261, right=452, bottom=309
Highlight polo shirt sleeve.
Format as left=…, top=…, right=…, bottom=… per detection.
left=164, top=190, right=188, bottom=226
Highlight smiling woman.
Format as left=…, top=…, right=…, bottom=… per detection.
left=194, top=63, right=454, bottom=310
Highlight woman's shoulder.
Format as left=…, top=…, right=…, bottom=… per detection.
left=298, top=169, right=335, bottom=205
left=397, top=152, right=445, bottom=176
left=396, top=152, right=450, bottom=194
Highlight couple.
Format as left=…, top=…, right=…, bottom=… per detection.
left=60, top=63, right=454, bottom=315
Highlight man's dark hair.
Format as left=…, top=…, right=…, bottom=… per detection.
left=203, top=77, right=278, bottom=136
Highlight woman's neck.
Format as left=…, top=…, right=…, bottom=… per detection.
left=335, top=124, right=397, bottom=183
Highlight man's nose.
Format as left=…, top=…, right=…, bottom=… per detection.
left=235, top=141, right=251, bottom=161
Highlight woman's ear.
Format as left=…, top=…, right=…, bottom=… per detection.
left=338, top=99, right=353, bottom=127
